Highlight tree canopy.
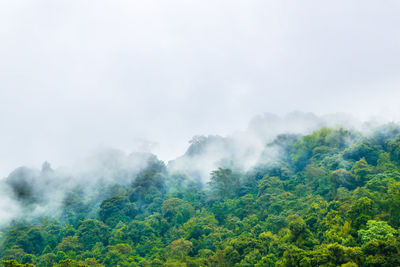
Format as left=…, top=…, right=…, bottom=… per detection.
left=2, top=125, right=400, bottom=266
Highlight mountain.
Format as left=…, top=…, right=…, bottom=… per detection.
left=2, top=121, right=400, bottom=266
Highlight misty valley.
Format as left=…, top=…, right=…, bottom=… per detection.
left=2, top=114, right=400, bottom=266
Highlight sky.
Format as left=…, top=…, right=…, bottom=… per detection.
left=0, top=0, right=399, bottom=177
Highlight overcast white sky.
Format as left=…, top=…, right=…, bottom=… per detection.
left=0, top=0, right=400, bottom=177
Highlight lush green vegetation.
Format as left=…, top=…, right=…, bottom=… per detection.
left=3, top=124, right=400, bottom=266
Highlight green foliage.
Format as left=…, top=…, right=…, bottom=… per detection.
left=2, top=260, right=35, bottom=267
left=3, top=126, right=400, bottom=266
left=166, top=238, right=193, bottom=259
left=99, top=196, right=137, bottom=227
left=291, top=127, right=355, bottom=170
left=348, top=197, right=374, bottom=230
left=358, top=220, right=396, bottom=244
left=76, top=220, right=110, bottom=251
left=161, top=198, right=194, bottom=226
left=208, top=168, right=240, bottom=199
left=330, top=169, right=358, bottom=191
left=388, top=137, right=400, bottom=165
left=343, top=142, right=381, bottom=165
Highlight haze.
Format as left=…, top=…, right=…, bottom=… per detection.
left=1, top=0, right=399, bottom=177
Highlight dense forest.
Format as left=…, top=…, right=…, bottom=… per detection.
left=3, top=122, right=400, bottom=266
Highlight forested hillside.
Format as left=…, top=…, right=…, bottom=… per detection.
left=2, top=124, right=400, bottom=266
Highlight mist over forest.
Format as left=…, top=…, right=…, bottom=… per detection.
left=2, top=0, right=400, bottom=266
left=0, top=112, right=375, bottom=225
left=2, top=112, right=400, bottom=266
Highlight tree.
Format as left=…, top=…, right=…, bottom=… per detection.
left=56, top=236, right=82, bottom=252
left=166, top=239, right=193, bottom=260
left=76, top=220, right=110, bottom=251
left=348, top=197, right=374, bottom=230
left=208, top=168, right=240, bottom=199
left=358, top=220, right=396, bottom=244
left=161, top=198, right=194, bottom=225
left=343, top=142, right=381, bottom=165
left=351, top=158, right=374, bottom=186
left=2, top=260, right=34, bottom=267
left=388, top=138, right=400, bottom=165
left=99, top=196, right=137, bottom=227
left=330, top=169, right=358, bottom=191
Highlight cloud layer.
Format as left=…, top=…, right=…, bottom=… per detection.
left=0, top=1, right=399, bottom=176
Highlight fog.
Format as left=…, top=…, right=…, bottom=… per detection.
left=0, top=111, right=390, bottom=226
left=1, top=0, right=400, bottom=177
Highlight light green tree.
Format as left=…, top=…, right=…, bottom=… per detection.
left=358, top=220, right=396, bottom=244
